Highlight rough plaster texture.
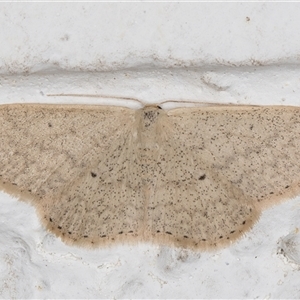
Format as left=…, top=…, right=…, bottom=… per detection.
left=0, top=2, right=300, bottom=299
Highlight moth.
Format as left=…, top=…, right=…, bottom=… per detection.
left=0, top=103, right=299, bottom=250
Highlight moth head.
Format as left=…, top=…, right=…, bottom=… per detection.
left=142, top=106, right=164, bottom=127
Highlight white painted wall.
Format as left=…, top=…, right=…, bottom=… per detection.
left=0, top=2, right=300, bottom=299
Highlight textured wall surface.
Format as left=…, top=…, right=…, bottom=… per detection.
left=0, top=3, right=300, bottom=299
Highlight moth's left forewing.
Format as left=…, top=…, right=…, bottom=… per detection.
left=167, top=105, right=300, bottom=211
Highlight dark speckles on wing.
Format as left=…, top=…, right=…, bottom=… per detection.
left=1, top=104, right=300, bottom=250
